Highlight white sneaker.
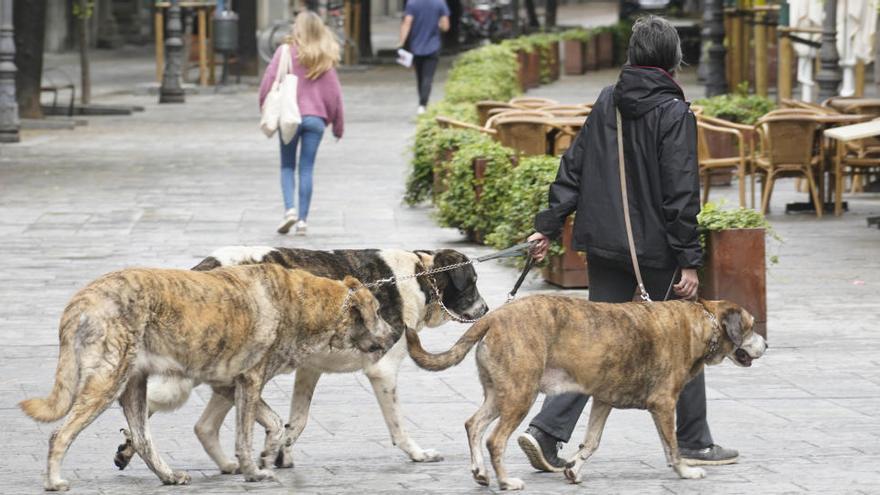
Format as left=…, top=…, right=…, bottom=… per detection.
left=294, top=219, right=308, bottom=236
left=276, top=208, right=297, bottom=234
left=417, top=105, right=426, bottom=115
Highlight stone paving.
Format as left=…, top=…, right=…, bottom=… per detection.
left=2, top=46, right=880, bottom=494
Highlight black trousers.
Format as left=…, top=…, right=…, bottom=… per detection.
left=529, top=256, right=714, bottom=450
left=413, top=52, right=439, bottom=106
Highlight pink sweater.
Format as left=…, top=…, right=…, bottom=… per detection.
left=259, top=44, right=344, bottom=139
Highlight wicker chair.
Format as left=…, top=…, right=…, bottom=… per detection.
left=475, top=100, right=515, bottom=126
left=486, top=112, right=570, bottom=156
left=435, top=116, right=497, bottom=135
left=537, top=105, right=591, bottom=117
left=753, top=114, right=824, bottom=217
left=696, top=115, right=750, bottom=207
left=509, top=96, right=559, bottom=109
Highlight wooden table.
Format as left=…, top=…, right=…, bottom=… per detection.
left=155, top=1, right=216, bottom=86
left=824, top=119, right=880, bottom=215
left=826, top=98, right=880, bottom=113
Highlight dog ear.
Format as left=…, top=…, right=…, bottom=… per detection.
left=433, top=250, right=471, bottom=291
left=721, top=307, right=745, bottom=347
left=342, top=275, right=362, bottom=291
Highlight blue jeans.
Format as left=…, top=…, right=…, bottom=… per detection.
left=280, top=115, right=326, bottom=219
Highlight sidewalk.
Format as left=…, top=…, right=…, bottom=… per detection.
left=2, top=48, right=879, bottom=494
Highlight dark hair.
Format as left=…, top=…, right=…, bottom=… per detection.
left=626, top=15, right=682, bottom=73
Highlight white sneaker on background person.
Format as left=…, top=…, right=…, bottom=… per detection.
left=294, top=219, right=308, bottom=236
left=277, top=208, right=297, bottom=234
left=417, top=105, right=426, bottom=115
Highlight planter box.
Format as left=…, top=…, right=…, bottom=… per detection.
left=431, top=147, right=457, bottom=201
left=597, top=31, right=614, bottom=68
left=564, top=39, right=586, bottom=75
left=517, top=50, right=529, bottom=92
left=542, top=217, right=588, bottom=288
left=584, top=38, right=599, bottom=71
left=526, top=50, right=541, bottom=88
left=465, top=157, right=490, bottom=244
left=701, top=228, right=767, bottom=338
left=548, top=41, right=561, bottom=81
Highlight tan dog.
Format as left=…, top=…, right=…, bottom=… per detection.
left=405, top=296, right=767, bottom=491
left=20, top=264, right=395, bottom=491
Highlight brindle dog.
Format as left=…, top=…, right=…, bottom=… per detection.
left=20, top=264, right=395, bottom=492
left=405, top=296, right=767, bottom=491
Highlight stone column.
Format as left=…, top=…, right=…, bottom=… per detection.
left=702, top=0, right=728, bottom=96
left=159, top=0, right=185, bottom=103
left=816, top=0, right=842, bottom=101
left=0, top=0, right=19, bottom=143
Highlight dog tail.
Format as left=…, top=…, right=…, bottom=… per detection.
left=20, top=307, right=82, bottom=422
left=405, top=318, right=492, bottom=371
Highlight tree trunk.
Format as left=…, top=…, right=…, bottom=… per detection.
left=358, top=0, right=372, bottom=60
left=78, top=0, right=90, bottom=104
left=544, top=0, right=557, bottom=28
left=13, top=0, right=47, bottom=118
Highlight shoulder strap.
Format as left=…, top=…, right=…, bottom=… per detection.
left=276, top=44, right=290, bottom=83
left=616, top=108, right=651, bottom=303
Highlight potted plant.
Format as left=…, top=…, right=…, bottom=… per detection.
left=697, top=201, right=779, bottom=338
left=596, top=26, right=614, bottom=68
left=484, top=155, right=587, bottom=288
left=561, top=29, right=590, bottom=75
left=406, top=102, right=479, bottom=205
left=542, top=216, right=588, bottom=288
left=435, top=136, right=515, bottom=244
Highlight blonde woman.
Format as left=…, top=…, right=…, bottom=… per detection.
left=259, top=11, right=344, bottom=235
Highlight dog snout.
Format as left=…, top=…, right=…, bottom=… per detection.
left=463, top=300, right=489, bottom=320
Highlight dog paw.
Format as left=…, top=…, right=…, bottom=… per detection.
left=162, top=471, right=191, bottom=485
left=499, top=477, right=525, bottom=491
left=274, top=448, right=294, bottom=469
left=44, top=479, right=70, bottom=491
left=471, top=466, right=489, bottom=486
left=563, top=467, right=582, bottom=484
left=113, top=448, right=133, bottom=470
left=411, top=449, right=443, bottom=463
left=244, top=468, right=277, bottom=482
left=677, top=465, right=706, bottom=480
left=219, top=461, right=241, bottom=474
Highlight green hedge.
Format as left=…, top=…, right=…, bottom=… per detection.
left=435, top=135, right=515, bottom=235
left=693, top=83, right=776, bottom=125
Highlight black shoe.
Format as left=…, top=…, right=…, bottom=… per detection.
left=517, top=426, right=565, bottom=472
left=680, top=444, right=739, bottom=466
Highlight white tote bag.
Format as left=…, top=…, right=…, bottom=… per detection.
left=260, top=44, right=301, bottom=142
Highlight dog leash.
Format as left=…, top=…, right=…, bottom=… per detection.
left=616, top=108, right=651, bottom=303
left=348, top=241, right=537, bottom=324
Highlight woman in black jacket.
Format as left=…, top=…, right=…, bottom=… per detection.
left=517, top=16, right=739, bottom=471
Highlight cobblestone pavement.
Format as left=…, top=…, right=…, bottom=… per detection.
left=2, top=52, right=880, bottom=495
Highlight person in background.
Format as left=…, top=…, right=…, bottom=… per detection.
left=399, top=0, right=450, bottom=114
left=259, top=11, right=344, bottom=236
left=517, top=15, right=739, bottom=472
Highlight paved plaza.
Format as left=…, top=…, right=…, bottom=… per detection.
left=1, top=48, right=880, bottom=494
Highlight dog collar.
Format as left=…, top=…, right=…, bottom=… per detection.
left=701, top=307, right=722, bottom=360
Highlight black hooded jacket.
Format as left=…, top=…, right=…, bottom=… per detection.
left=534, top=65, right=702, bottom=269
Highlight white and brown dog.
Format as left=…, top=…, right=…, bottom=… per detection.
left=21, top=264, right=395, bottom=491
left=406, top=296, right=767, bottom=490
left=113, top=246, right=489, bottom=472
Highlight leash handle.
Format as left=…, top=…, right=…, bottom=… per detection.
left=507, top=255, right=535, bottom=302
left=616, top=109, right=652, bottom=303
left=475, top=241, right=536, bottom=263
